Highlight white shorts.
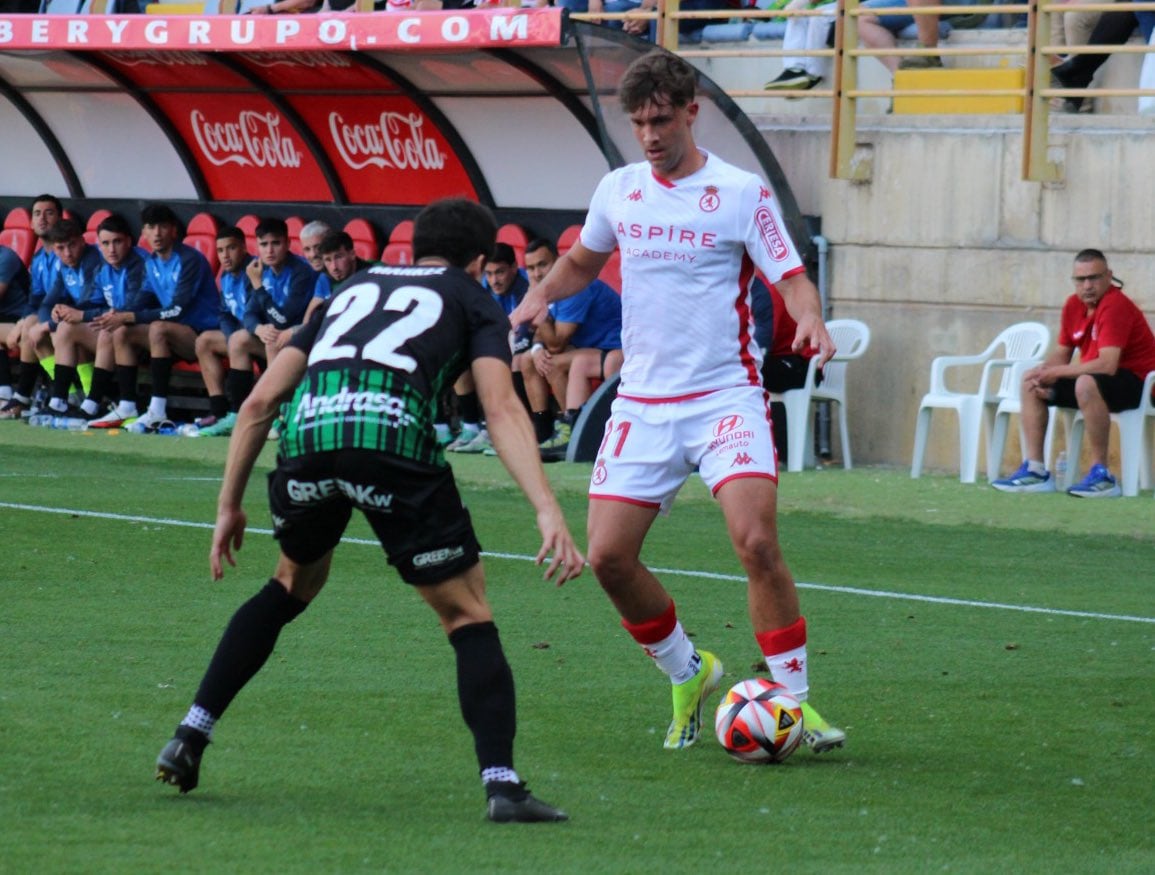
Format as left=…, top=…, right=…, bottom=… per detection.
left=589, top=385, right=779, bottom=514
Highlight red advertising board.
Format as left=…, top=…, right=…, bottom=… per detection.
left=153, top=92, right=332, bottom=202
left=290, top=95, right=476, bottom=205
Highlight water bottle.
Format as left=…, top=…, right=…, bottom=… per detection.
left=27, top=413, right=53, bottom=428
left=1055, top=451, right=1067, bottom=481
left=53, top=416, right=89, bottom=432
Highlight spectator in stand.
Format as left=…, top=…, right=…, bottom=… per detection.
left=0, top=240, right=31, bottom=403
left=22, top=219, right=104, bottom=418
left=90, top=204, right=219, bottom=433
left=52, top=214, right=149, bottom=422
left=1046, top=0, right=1111, bottom=112
left=0, top=194, right=62, bottom=419
left=447, top=242, right=529, bottom=455
left=518, top=238, right=622, bottom=460
left=184, top=226, right=252, bottom=437
left=993, top=249, right=1155, bottom=498
left=1051, top=9, right=1155, bottom=113
left=204, top=216, right=315, bottom=437
left=303, top=228, right=377, bottom=324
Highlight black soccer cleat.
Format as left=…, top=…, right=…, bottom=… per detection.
left=155, top=726, right=209, bottom=794
left=485, top=781, right=568, bottom=823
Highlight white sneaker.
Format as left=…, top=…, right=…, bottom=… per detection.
left=454, top=428, right=493, bottom=454
left=126, top=410, right=170, bottom=434
left=445, top=425, right=480, bottom=452
left=90, top=407, right=139, bottom=429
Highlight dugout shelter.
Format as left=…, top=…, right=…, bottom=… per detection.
left=0, top=9, right=811, bottom=257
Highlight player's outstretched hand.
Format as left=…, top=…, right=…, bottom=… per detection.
left=210, top=506, right=247, bottom=580
left=535, top=507, right=586, bottom=586
left=510, top=289, right=550, bottom=333
left=794, top=312, right=837, bottom=367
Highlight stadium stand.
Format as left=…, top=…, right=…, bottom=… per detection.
left=343, top=218, right=382, bottom=262
left=381, top=219, right=414, bottom=266
left=0, top=208, right=35, bottom=267
left=83, top=209, right=111, bottom=245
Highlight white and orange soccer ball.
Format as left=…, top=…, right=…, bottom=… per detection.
left=714, top=678, right=804, bottom=764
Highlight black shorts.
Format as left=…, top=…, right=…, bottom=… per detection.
left=761, top=354, right=819, bottom=393
left=267, top=450, right=481, bottom=586
left=1047, top=370, right=1144, bottom=413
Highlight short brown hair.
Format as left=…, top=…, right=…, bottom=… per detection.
left=618, top=50, right=697, bottom=114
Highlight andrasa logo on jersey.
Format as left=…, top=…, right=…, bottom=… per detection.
left=754, top=206, right=790, bottom=263
left=191, top=110, right=302, bottom=169
left=329, top=111, right=447, bottom=172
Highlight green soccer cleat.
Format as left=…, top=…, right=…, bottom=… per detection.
left=195, top=411, right=238, bottom=438
left=800, top=701, right=846, bottom=754
left=664, top=650, right=724, bottom=750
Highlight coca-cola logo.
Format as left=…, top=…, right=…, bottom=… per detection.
left=190, top=109, right=302, bottom=169
left=328, top=111, right=447, bottom=172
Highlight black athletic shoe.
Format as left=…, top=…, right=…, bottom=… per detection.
left=156, top=726, right=209, bottom=793
left=486, top=781, right=568, bottom=823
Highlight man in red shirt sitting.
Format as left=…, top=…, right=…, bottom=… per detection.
left=993, top=249, right=1155, bottom=498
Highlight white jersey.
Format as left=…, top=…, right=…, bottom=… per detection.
left=581, top=150, right=805, bottom=402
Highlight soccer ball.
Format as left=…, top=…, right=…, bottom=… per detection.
left=714, top=678, right=804, bottom=764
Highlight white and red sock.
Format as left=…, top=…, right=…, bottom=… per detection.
left=622, top=600, right=698, bottom=684
left=756, top=616, right=809, bottom=702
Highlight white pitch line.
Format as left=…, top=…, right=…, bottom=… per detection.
left=3, top=501, right=1153, bottom=625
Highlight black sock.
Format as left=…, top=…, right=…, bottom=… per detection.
left=511, top=371, right=529, bottom=412
left=209, top=394, right=229, bottom=419
left=456, top=390, right=480, bottom=425
left=225, top=368, right=255, bottom=413
left=564, top=408, right=580, bottom=426
left=15, top=360, right=38, bottom=399
left=116, top=365, right=138, bottom=407
left=150, top=356, right=173, bottom=401
left=0, top=350, right=10, bottom=387
left=52, top=364, right=77, bottom=406
left=192, top=580, right=308, bottom=719
left=531, top=410, right=553, bottom=444
left=88, top=367, right=113, bottom=406
left=450, top=621, right=516, bottom=774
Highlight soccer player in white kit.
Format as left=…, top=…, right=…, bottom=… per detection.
left=512, top=50, right=846, bottom=754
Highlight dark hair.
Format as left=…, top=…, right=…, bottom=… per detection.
left=618, top=50, right=697, bottom=114
left=255, top=216, right=288, bottom=240
left=318, top=229, right=354, bottom=256
left=31, top=194, right=63, bottom=214
left=141, top=204, right=180, bottom=229
left=96, top=213, right=133, bottom=239
left=487, top=242, right=516, bottom=267
left=216, top=226, right=246, bottom=245
left=45, top=217, right=84, bottom=244
left=412, top=198, right=497, bottom=270
left=1074, top=248, right=1107, bottom=265
left=525, top=238, right=557, bottom=259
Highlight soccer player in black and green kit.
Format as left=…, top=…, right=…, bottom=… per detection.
left=155, top=198, right=585, bottom=823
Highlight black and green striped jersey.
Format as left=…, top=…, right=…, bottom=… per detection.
left=280, top=264, right=512, bottom=467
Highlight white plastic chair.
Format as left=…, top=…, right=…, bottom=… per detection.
left=770, top=319, right=871, bottom=473
left=987, top=361, right=1065, bottom=483
left=911, top=322, right=1050, bottom=483
left=1062, top=370, right=1155, bottom=496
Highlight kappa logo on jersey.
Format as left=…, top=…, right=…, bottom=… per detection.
left=754, top=206, right=790, bottom=263
left=626, top=189, right=643, bottom=202
left=731, top=452, right=755, bottom=467
left=699, top=186, right=720, bottom=213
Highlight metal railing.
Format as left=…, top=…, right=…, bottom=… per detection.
left=571, top=1, right=1155, bottom=181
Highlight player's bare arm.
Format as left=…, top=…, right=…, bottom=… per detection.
left=210, top=345, right=308, bottom=580
left=774, top=272, right=837, bottom=366
left=472, top=356, right=585, bottom=585
left=511, top=240, right=609, bottom=331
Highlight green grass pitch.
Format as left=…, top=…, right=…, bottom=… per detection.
left=1, top=426, right=1151, bottom=873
